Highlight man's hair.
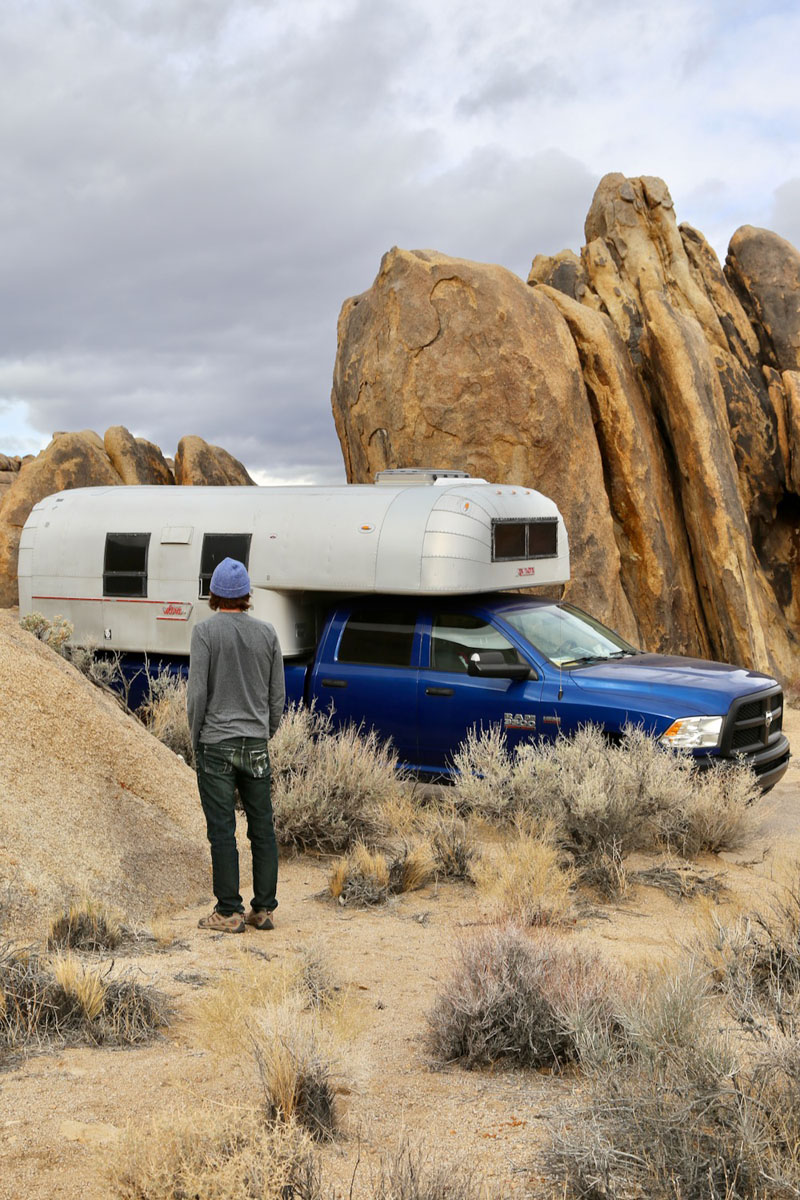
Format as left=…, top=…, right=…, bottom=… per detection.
left=209, top=590, right=252, bottom=612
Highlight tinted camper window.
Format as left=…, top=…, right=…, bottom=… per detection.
left=104, top=533, right=150, bottom=597
left=492, top=518, right=558, bottom=561
left=199, top=533, right=252, bottom=597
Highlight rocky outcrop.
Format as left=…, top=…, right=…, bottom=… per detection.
left=0, top=427, right=254, bottom=606
left=333, top=247, right=636, bottom=638
left=725, top=226, right=800, bottom=373
left=0, top=433, right=123, bottom=606
left=332, top=175, right=800, bottom=678
left=104, top=425, right=174, bottom=485
left=174, top=435, right=256, bottom=486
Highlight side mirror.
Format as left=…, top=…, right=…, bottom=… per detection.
left=467, top=651, right=533, bottom=681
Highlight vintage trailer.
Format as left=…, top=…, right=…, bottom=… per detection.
left=17, top=469, right=569, bottom=656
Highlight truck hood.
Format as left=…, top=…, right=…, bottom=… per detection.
left=567, top=653, right=778, bottom=716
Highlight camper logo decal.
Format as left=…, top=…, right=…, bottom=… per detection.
left=159, top=602, right=193, bottom=621
left=517, top=566, right=536, bottom=577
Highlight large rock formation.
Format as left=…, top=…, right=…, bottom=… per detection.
left=174, top=435, right=256, bottom=486
left=332, top=174, right=800, bottom=679
left=0, top=427, right=254, bottom=606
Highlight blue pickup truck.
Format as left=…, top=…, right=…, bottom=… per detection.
left=285, top=594, right=789, bottom=789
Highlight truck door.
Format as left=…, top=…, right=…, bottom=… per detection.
left=310, top=604, right=421, bottom=765
left=417, top=611, right=542, bottom=770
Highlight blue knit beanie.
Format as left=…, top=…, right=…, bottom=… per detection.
left=210, top=557, right=251, bottom=598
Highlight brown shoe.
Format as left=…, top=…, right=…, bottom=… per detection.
left=198, top=909, right=245, bottom=934
left=245, top=908, right=275, bottom=931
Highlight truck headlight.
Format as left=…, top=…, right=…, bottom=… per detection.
left=660, top=715, right=723, bottom=749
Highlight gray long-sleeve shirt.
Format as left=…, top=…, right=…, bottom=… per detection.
left=187, top=612, right=285, bottom=748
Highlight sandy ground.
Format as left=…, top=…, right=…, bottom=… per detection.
left=0, top=706, right=798, bottom=1200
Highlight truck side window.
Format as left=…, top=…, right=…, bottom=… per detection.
left=103, top=533, right=150, bottom=597
left=337, top=608, right=416, bottom=668
left=492, top=518, right=558, bottom=561
left=430, top=614, right=523, bottom=673
left=199, top=533, right=252, bottom=597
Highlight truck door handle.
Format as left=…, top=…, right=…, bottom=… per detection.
left=321, top=678, right=348, bottom=689
left=426, top=686, right=454, bottom=697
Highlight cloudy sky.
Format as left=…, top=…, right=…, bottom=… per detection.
left=1, top=0, right=798, bottom=483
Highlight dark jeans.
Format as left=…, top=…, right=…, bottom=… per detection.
left=196, top=737, right=278, bottom=917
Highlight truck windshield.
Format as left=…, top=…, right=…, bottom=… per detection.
left=503, top=603, right=639, bottom=667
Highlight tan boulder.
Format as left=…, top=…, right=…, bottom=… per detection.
left=536, top=284, right=710, bottom=657
left=0, top=432, right=123, bottom=606
left=642, top=290, right=795, bottom=675
left=174, top=436, right=255, bottom=486
left=725, top=225, right=800, bottom=373
left=332, top=246, right=637, bottom=638
left=680, top=223, right=786, bottom=523
left=104, top=425, right=174, bottom=485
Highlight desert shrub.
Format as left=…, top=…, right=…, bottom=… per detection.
left=250, top=1001, right=338, bottom=1140
left=368, top=1140, right=486, bottom=1200
left=19, top=612, right=128, bottom=696
left=137, top=668, right=194, bottom=765
left=19, top=610, right=74, bottom=651
left=0, top=943, right=168, bottom=1054
left=297, top=942, right=341, bottom=1011
left=473, top=829, right=576, bottom=925
left=112, top=1107, right=321, bottom=1200
left=272, top=708, right=402, bottom=854
left=449, top=724, right=518, bottom=822
left=426, top=926, right=623, bottom=1070
left=47, top=897, right=123, bottom=952
left=419, top=806, right=479, bottom=881
left=451, top=724, right=757, bottom=893
left=700, top=876, right=800, bottom=1036
left=549, top=965, right=800, bottom=1199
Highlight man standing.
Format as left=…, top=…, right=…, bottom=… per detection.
left=187, top=557, right=285, bottom=934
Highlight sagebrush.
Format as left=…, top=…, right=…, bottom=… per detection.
left=451, top=724, right=757, bottom=891
left=427, top=925, right=624, bottom=1069
left=271, top=706, right=402, bottom=853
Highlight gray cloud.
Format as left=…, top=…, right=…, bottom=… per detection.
left=0, top=0, right=796, bottom=484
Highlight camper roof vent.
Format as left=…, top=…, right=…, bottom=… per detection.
left=374, top=468, right=471, bottom=487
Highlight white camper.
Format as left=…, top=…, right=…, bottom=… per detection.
left=18, top=469, right=570, bottom=656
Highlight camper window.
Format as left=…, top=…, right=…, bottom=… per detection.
left=337, top=608, right=417, bottom=668
left=492, top=518, right=558, bottom=561
left=103, top=533, right=150, bottom=597
left=199, top=533, right=252, bottom=597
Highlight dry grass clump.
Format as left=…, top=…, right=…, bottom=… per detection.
left=426, top=926, right=623, bottom=1070
left=250, top=1001, right=339, bottom=1141
left=112, top=1107, right=321, bottom=1200
left=272, top=706, right=401, bottom=854
left=47, top=896, right=124, bottom=952
left=368, top=1139, right=487, bottom=1200
left=549, top=962, right=800, bottom=1199
left=329, top=841, right=435, bottom=907
left=419, top=806, right=479, bottom=881
left=137, top=667, right=194, bottom=765
left=472, top=829, right=576, bottom=926
left=451, top=724, right=757, bottom=897
left=700, top=874, right=800, bottom=1036
left=329, top=844, right=390, bottom=907
left=0, top=943, right=169, bottom=1054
